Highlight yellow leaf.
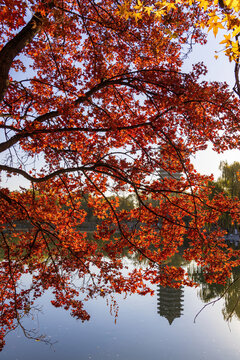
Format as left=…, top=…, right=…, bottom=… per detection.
left=166, top=3, right=176, bottom=11
left=133, top=12, right=142, bottom=22
left=213, top=25, right=219, bottom=37
left=144, top=6, right=154, bottom=15
left=232, top=26, right=240, bottom=37
left=199, top=0, right=209, bottom=10
left=219, top=34, right=231, bottom=45
left=155, top=9, right=165, bottom=18
left=208, top=17, right=225, bottom=37
left=134, top=0, right=143, bottom=10
left=225, top=0, right=240, bottom=12
left=231, top=40, right=239, bottom=54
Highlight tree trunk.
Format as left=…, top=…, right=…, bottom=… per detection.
left=0, top=13, right=43, bottom=102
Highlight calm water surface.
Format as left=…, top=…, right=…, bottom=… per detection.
left=2, top=259, right=240, bottom=360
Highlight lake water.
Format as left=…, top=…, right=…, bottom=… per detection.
left=2, top=258, right=240, bottom=360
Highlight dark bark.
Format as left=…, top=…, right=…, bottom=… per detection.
left=0, top=13, right=43, bottom=102
left=218, top=0, right=225, bottom=9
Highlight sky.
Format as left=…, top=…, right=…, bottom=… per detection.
left=183, top=32, right=240, bottom=180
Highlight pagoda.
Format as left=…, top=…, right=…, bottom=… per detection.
left=157, top=284, right=184, bottom=325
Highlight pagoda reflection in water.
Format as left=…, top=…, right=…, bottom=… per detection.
left=157, top=284, right=184, bottom=324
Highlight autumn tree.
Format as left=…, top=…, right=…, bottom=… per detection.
left=1, top=0, right=240, bottom=350
left=207, top=161, right=240, bottom=230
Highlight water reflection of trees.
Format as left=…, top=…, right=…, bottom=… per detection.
left=157, top=253, right=240, bottom=324
left=188, top=262, right=240, bottom=322
left=2, top=230, right=240, bottom=351
left=0, top=230, right=158, bottom=351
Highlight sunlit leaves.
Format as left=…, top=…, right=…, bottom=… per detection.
left=225, top=0, right=240, bottom=12
left=207, top=13, right=225, bottom=37
left=119, top=0, right=240, bottom=62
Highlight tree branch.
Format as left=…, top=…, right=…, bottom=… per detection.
left=0, top=13, right=43, bottom=102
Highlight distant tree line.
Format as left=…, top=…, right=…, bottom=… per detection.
left=208, top=161, right=240, bottom=231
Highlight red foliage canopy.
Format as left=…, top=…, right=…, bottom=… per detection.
left=1, top=0, right=240, bottom=349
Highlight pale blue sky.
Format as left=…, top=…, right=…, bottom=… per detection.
left=183, top=32, right=240, bottom=180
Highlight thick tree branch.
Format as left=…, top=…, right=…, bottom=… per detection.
left=0, top=14, right=43, bottom=102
